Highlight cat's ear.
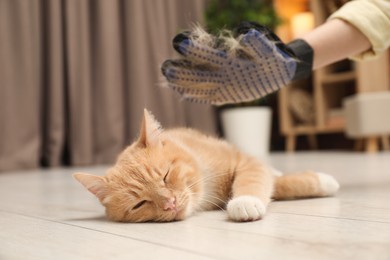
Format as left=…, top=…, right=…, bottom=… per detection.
left=73, top=173, right=108, bottom=201
left=138, top=109, right=163, bottom=147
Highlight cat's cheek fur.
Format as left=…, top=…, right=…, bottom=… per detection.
left=181, top=197, right=195, bottom=219
left=227, top=196, right=266, bottom=222
left=174, top=208, right=189, bottom=221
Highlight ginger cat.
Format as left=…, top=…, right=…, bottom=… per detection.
left=74, top=109, right=339, bottom=222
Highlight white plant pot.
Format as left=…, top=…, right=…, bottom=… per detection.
left=221, top=107, right=272, bottom=159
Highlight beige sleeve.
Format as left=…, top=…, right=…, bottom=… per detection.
left=329, top=0, right=390, bottom=60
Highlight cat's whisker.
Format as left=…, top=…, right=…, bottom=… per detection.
left=185, top=191, right=226, bottom=212
left=198, top=198, right=226, bottom=212
left=202, top=194, right=227, bottom=205
left=186, top=165, right=249, bottom=190
left=186, top=191, right=226, bottom=205
left=187, top=171, right=230, bottom=189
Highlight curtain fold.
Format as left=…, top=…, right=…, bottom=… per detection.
left=41, top=0, right=66, bottom=167
left=0, top=0, right=42, bottom=170
left=0, top=0, right=216, bottom=172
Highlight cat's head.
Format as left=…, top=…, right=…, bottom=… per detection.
left=73, top=109, right=203, bottom=222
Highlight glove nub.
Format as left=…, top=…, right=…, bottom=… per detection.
left=287, top=39, right=314, bottom=80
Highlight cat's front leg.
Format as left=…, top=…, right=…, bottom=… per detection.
left=227, top=157, right=274, bottom=222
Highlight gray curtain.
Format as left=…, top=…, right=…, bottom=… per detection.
left=0, top=0, right=217, bottom=172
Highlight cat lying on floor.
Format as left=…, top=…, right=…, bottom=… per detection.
left=74, top=109, right=339, bottom=222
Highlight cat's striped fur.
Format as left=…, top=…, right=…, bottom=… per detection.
left=74, top=109, right=339, bottom=222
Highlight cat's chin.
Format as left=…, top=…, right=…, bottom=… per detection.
left=173, top=208, right=188, bottom=221
left=169, top=200, right=192, bottom=221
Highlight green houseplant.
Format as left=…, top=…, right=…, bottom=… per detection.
left=205, top=0, right=281, bottom=159
left=205, top=0, right=280, bottom=33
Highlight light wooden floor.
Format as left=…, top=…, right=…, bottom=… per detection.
left=1, top=152, right=390, bottom=260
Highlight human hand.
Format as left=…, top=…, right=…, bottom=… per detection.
left=161, top=22, right=313, bottom=105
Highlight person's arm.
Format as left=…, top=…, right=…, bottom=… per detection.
left=300, top=19, right=371, bottom=70
left=323, top=0, right=390, bottom=63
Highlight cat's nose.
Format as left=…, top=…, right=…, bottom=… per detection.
left=163, top=197, right=176, bottom=211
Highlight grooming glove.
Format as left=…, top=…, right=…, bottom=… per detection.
left=161, top=21, right=313, bottom=105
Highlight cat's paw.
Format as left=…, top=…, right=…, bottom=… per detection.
left=227, top=196, right=266, bottom=222
left=316, top=172, right=340, bottom=196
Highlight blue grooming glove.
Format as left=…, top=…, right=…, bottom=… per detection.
left=161, top=22, right=313, bottom=105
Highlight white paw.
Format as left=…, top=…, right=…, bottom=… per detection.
left=227, top=196, right=266, bottom=222
left=316, top=172, right=340, bottom=196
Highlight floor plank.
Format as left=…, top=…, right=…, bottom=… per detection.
left=0, top=211, right=212, bottom=260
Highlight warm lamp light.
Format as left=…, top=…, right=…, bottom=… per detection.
left=291, top=12, right=314, bottom=38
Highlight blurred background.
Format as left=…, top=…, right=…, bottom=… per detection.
left=1, top=0, right=389, bottom=172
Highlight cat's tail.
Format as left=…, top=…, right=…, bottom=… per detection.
left=272, top=171, right=340, bottom=200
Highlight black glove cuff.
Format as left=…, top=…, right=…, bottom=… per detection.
left=287, top=39, right=314, bottom=80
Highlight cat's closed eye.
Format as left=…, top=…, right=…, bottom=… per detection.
left=132, top=200, right=147, bottom=210
left=163, top=169, right=169, bottom=183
